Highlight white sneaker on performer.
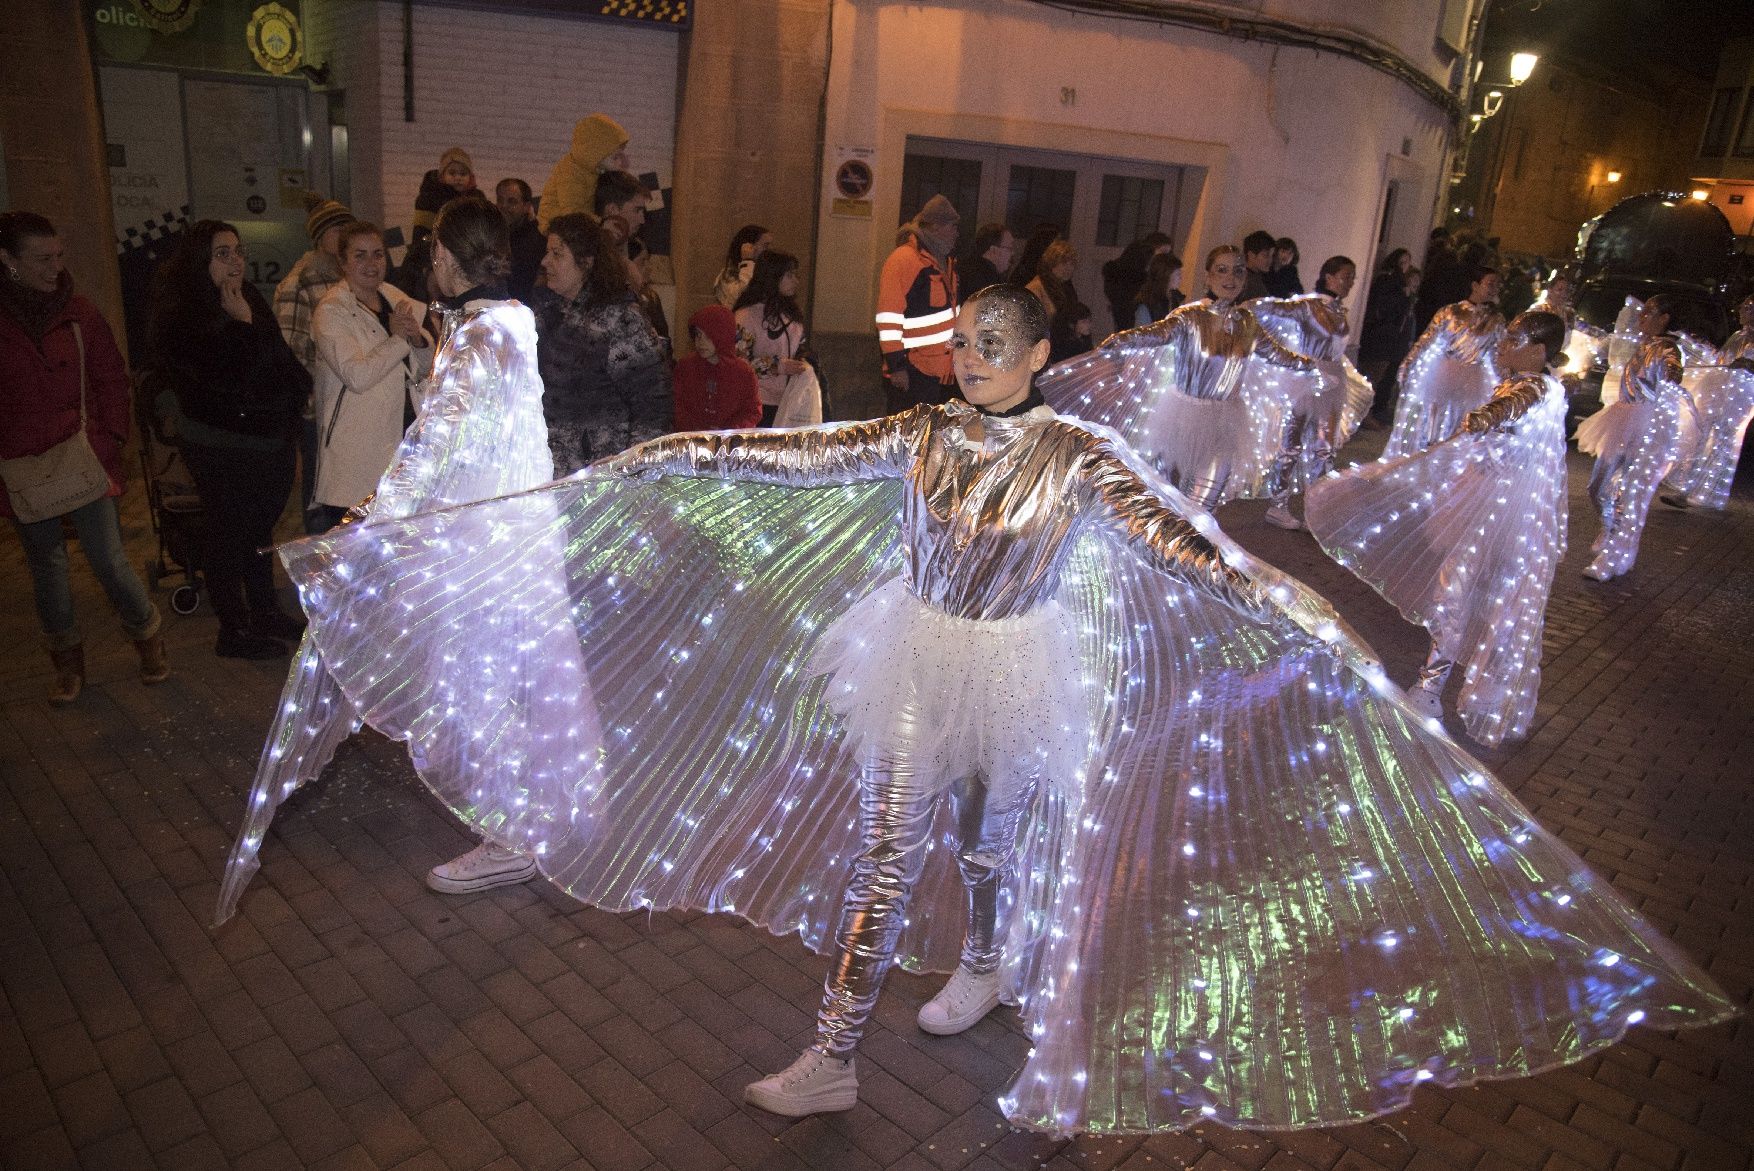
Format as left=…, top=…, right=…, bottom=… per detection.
left=1406, top=684, right=1443, bottom=720
left=426, top=842, right=536, bottom=893
left=917, top=966, right=1008, bottom=1035
left=1263, top=502, right=1305, bottom=531
left=744, top=1049, right=858, bottom=1116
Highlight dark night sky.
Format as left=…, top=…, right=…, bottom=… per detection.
left=1485, top=0, right=1754, bottom=93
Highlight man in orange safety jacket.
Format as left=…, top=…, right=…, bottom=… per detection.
left=877, top=194, right=961, bottom=412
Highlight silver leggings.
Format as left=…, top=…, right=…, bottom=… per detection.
left=813, top=746, right=1040, bottom=1057
left=1587, top=445, right=1661, bottom=576
left=1268, top=397, right=1339, bottom=505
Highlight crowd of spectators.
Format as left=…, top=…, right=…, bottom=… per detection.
left=6, top=105, right=1545, bottom=698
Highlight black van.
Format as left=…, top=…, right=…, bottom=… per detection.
left=1574, top=192, right=1736, bottom=346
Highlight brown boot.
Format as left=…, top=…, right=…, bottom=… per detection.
left=135, top=634, right=170, bottom=684
left=47, top=642, right=84, bottom=706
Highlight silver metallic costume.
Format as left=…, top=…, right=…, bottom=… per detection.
left=610, top=402, right=1276, bottom=1057
left=1308, top=374, right=1568, bottom=744
left=1385, top=300, right=1505, bottom=458
left=1666, top=328, right=1754, bottom=510
left=1038, top=298, right=1322, bottom=507
left=1248, top=292, right=1375, bottom=504
left=1576, top=335, right=1692, bottom=579
left=221, top=400, right=1733, bottom=1133
left=217, top=299, right=557, bottom=922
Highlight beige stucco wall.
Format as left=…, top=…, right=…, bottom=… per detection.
left=813, top=0, right=1458, bottom=337
left=1, top=1, right=126, bottom=345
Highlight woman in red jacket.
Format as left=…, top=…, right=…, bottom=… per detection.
left=0, top=211, right=167, bottom=703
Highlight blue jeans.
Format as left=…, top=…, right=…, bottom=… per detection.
left=11, top=496, right=160, bottom=648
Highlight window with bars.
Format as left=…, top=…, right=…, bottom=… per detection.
left=1096, top=175, right=1165, bottom=247
left=1005, top=164, right=1076, bottom=238
left=898, top=154, right=982, bottom=227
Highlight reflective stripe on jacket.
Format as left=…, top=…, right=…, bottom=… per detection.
left=876, top=238, right=958, bottom=381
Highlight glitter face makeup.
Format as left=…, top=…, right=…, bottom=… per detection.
left=953, top=296, right=1047, bottom=413
left=971, top=296, right=1035, bottom=370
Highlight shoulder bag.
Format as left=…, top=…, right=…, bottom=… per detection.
left=0, top=322, right=114, bottom=523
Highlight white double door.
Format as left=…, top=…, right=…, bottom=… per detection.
left=899, top=136, right=1202, bottom=336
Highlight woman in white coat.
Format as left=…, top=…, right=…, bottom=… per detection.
left=309, top=221, right=432, bottom=529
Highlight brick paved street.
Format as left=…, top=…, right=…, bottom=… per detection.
left=2, top=432, right=1750, bottom=1171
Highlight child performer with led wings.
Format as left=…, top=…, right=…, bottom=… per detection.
left=1306, top=312, right=1570, bottom=744
left=1247, top=255, right=1378, bottom=530
left=1036, top=244, right=1326, bottom=508
left=1663, top=295, right=1754, bottom=512
left=1575, top=294, right=1695, bottom=581
left=1385, top=265, right=1506, bottom=459
left=216, top=198, right=570, bottom=922
left=229, top=286, right=1732, bottom=1135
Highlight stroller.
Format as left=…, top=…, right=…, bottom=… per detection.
left=133, top=371, right=205, bottom=615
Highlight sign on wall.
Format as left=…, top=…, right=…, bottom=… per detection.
left=245, top=2, right=303, bottom=75
left=184, top=79, right=289, bottom=222
left=101, top=66, right=191, bottom=239
left=830, top=145, right=876, bottom=219
left=99, top=65, right=193, bottom=359
left=93, top=0, right=304, bottom=76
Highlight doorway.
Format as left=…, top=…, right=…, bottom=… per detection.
left=900, top=137, right=1205, bottom=335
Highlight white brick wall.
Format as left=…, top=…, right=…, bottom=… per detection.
left=368, top=2, right=677, bottom=244
left=303, top=0, right=384, bottom=218
left=306, top=1, right=679, bottom=244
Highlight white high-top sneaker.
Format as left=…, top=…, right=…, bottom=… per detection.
left=426, top=842, right=536, bottom=893
left=744, top=1049, right=858, bottom=1116
left=1406, top=683, right=1444, bottom=719
left=1263, top=501, right=1305, bottom=531
left=917, top=966, right=1009, bottom=1035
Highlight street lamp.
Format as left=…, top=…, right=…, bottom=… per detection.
left=1474, top=50, right=1535, bottom=123
left=1607, top=170, right=1622, bottom=184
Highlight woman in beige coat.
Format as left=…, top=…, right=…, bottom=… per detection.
left=310, top=221, right=432, bottom=528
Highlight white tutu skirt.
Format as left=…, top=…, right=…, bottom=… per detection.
left=1575, top=399, right=1649, bottom=460
left=1151, top=394, right=1254, bottom=502
left=809, top=578, right=1090, bottom=799
left=1038, top=347, right=1268, bottom=505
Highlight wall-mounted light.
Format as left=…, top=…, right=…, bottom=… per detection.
left=1606, top=170, right=1622, bottom=184
left=1482, top=90, right=1505, bottom=118
left=1691, top=189, right=1710, bottom=201
left=1509, top=52, right=1538, bottom=85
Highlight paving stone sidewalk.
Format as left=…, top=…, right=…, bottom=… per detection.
left=1, top=434, right=1750, bottom=1171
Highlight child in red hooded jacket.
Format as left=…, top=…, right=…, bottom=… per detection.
left=674, top=305, right=762, bottom=431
